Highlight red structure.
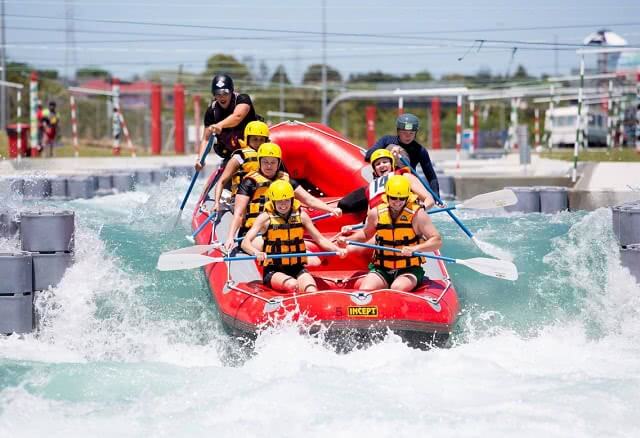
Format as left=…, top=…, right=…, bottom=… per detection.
left=173, top=83, right=185, bottom=155
left=365, top=105, right=376, bottom=147
left=150, top=83, right=162, bottom=155
left=431, top=98, right=441, bottom=149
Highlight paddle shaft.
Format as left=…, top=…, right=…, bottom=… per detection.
left=221, top=251, right=338, bottom=262
left=399, top=157, right=474, bottom=238
left=347, top=240, right=455, bottom=264
left=232, top=212, right=334, bottom=242
left=179, top=135, right=215, bottom=211
left=346, top=206, right=455, bottom=232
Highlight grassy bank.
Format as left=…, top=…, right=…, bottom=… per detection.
left=540, top=148, right=640, bottom=162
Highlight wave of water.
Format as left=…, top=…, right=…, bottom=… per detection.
left=1, top=177, right=639, bottom=437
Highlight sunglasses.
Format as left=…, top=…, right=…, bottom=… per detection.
left=388, top=196, right=408, bottom=201
left=214, top=89, right=231, bottom=97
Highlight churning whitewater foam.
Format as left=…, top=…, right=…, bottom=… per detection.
left=1, top=183, right=640, bottom=437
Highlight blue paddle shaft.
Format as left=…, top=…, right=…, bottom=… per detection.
left=191, top=212, right=217, bottom=239
left=399, top=156, right=473, bottom=238
left=179, top=135, right=215, bottom=211
left=347, top=240, right=456, bottom=264
left=222, top=251, right=338, bottom=262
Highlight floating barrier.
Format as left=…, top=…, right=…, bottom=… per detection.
left=0, top=252, right=33, bottom=334
left=32, top=252, right=73, bottom=291
left=20, top=210, right=75, bottom=252
left=97, top=174, right=114, bottom=193
left=437, top=173, right=456, bottom=200
left=612, top=201, right=640, bottom=247
left=0, top=176, right=24, bottom=198
left=135, top=169, right=154, bottom=186
left=112, top=172, right=135, bottom=192
left=170, top=165, right=195, bottom=178
left=504, top=186, right=541, bottom=213
left=23, top=177, right=51, bottom=200
left=49, top=177, right=68, bottom=199
left=539, top=186, right=569, bottom=214
left=0, top=209, right=18, bottom=237
left=67, top=176, right=95, bottom=199
left=620, top=244, right=640, bottom=284
left=152, top=168, right=170, bottom=184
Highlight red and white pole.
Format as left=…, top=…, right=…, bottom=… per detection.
left=117, top=109, right=136, bottom=157
left=16, top=89, right=22, bottom=161
left=455, top=94, right=462, bottom=168
left=397, top=96, right=404, bottom=116
left=70, top=94, right=79, bottom=157
left=431, top=97, right=441, bottom=150
left=468, top=100, right=475, bottom=154
left=365, top=105, right=376, bottom=147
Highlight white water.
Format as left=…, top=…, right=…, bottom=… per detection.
left=1, top=181, right=639, bottom=437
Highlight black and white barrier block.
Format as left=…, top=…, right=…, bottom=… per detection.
left=96, top=174, right=114, bottom=194
left=0, top=252, right=33, bottom=334
left=49, top=177, right=68, bottom=199
left=504, top=187, right=541, bottom=213
left=23, top=177, right=51, bottom=200
left=437, top=174, right=456, bottom=200
left=539, top=186, right=569, bottom=214
left=620, top=244, right=640, bottom=284
left=112, top=172, right=136, bottom=193
left=152, top=168, right=171, bottom=184
left=67, top=176, right=95, bottom=199
left=170, top=165, right=195, bottom=178
left=32, top=252, right=73, bottom=290
left=0, top=209, right=18, bottom=238
left=0, top=176, right=24, bottom=199
left=135, top=169, right=154, bottom=186
left=612, top=202, right=640, bottom=247
left=20, top=211, right=75, bottom=252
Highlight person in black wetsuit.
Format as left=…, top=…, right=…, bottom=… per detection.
left=195, top=73, right=258, bottom=171
left=364, top=113, right=440, bottom=199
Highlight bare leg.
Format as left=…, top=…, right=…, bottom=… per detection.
left=297, top=272, right=318, bottom=292
left=269, top=273, right=298, bottom=293
left=389, top=273, right=418, bottom=292
left=358, top=272, right=388, bottom=291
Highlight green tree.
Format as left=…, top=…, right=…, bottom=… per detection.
left=204, top=53, right=252, bottom=82
left=76, top=67, right=110, bottom=80
left=302, top=64, right=342, bottom=84
left=270, top=65, right=291, bottom=85
left=348, top=71, right=402, bottom=83
left=411, top=70, right=433, bottom=82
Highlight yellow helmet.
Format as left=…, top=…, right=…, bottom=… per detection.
left=370, top=149, right=395, bottom=170
left=257, top=142, right=282, bottom=161
left=244, top=121, right=270, bottom=143
left=267, top=180, right=294, bottom=201
left=385, top=175, right=411, bottom=198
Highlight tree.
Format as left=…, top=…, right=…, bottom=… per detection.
left=204, top=54, right=252, bottom=82
left=76, top=67, right=110, bottom=80
left=270, top=65, right=291, bottom=85
left=411, top=70, right=433, bottom=82
left=348, top=70, right=402, bottom=83
left=512, top=64, right=531, bottom=80
left=302, top=64, right=342, bottom=84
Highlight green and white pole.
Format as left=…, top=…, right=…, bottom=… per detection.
left=29, top=71, right=38, bottom=154
left=606, top=79, right=613, bottom=150
left=547, top=85, right=554, bottom=150
left=572, top=55, right=584, bottom=183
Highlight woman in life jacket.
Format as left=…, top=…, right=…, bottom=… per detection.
left=338, top=148, right=435, bottom=233
left=241, top=180, right=346, bottom=293
left=224, top=142, right=341, bottom=252
left=211, top=121, right=269, bottom=214
left=338, top=175, right=442, bottom=292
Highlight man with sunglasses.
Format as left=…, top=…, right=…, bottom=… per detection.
left=195, top=73, right=258, bottom=171
left=338, top=175, right=441, bottom=292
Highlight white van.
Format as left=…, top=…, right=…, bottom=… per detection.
left=545, top=105, right=608, bottom=147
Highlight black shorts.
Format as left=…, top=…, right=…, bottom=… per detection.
left=263, top=264, right=308, bottom=287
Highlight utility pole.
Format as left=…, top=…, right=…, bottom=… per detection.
left=321, top=0, right=327, bottom=123
left=1, top=0, right=6, bottom=130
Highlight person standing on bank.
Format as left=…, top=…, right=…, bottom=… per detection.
left=195, top=73, right=258, bottom=171
left=364, top=113, right=440, bottom=199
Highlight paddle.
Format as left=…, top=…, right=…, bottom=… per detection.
left=172, top=135, right=215, bottom=228
left=346, top=240, right=518, bottom=281
left=399, top=156, right=512, bottom=260
left=157, top=251, right=339, bottom=271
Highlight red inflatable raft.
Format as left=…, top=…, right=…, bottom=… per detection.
left=192, top=121, right=459, bottom=349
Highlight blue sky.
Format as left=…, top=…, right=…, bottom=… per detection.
left=4, top=0, right=640, bottom=83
